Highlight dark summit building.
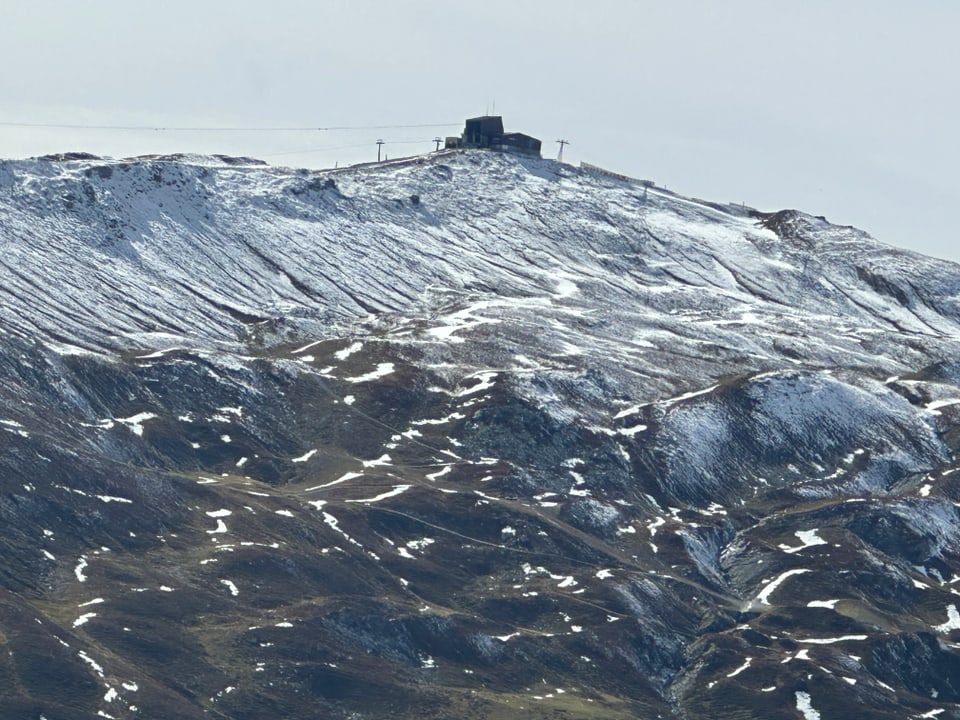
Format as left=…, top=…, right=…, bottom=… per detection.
left=445, top=116, right=542, bottom=158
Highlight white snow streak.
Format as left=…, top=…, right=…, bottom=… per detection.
left=795, top=691, right=821, bottom=720
left=457, top=372, right=498, bottom=397
left=345, top=363, right=394, bottom=383
left=935, top=604, right=960, bottom=633
left=206, top=519, right=229, bottom=534
left=346, top=484, right=411, bottom=504
left=116, top=412, right=157, bottom=436
left=75, top=556, right=88, bottom=582
left=78, top=650, right=105, bottom=677
left=779, top=529, right=828, bottom=554
left=304, top=472, right=363, bottom=491
left=362, top=454, right=392, bottom=468
left=797, top=635, right=868, bottom=644
left=726, top=657, right=752, bottom=678
left=73, top=613, right=97, bottom=628
left=334, top=341, right=362, bottom=360
left=754, top=568, right=811, bottom=606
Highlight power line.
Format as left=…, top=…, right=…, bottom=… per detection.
left=259, top=142, right=373, bottom=157
left=260, top=139, right=435, bottom=158
left=0, top=120, right=460, bottom=133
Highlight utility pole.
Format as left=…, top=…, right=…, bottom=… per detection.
left=556, top=139, right=569, bottom=163
left=376, top=139, right=385, bottom=162
left=434, top=136, right=442, bottom=152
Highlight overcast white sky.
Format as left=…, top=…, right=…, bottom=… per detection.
left=2, top=1, right=957, bottom=262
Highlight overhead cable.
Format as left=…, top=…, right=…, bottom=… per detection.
left=261, top=138, right=437, bottom=157
left=0, top=121, right=460, bottom=132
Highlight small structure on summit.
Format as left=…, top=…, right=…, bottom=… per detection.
left=445, top=116, right=542, bottom=158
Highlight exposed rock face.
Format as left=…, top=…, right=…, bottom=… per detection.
left=0, top=149, right=959, bottom=719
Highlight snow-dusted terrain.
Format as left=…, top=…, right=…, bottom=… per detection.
left=1, top=149, right=959, bottom=719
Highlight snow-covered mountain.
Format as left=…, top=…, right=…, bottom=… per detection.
left=1, top=149, right=959, bottom=719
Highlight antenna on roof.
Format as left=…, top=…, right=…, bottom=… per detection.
left=376, top=139, right=385, bottom=162
left=556, top=139, right=570, bottom=163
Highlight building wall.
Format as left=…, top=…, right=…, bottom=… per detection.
left=448, top=117, right=541, bottom=158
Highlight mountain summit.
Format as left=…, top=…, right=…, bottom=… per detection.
left=1, top=149, right=959, bottom=719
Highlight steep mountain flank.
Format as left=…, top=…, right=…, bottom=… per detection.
left=0, top=150, right=959, bottom=719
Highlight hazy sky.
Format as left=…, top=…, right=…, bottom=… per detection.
left=2, top=1, right=957, bottom=262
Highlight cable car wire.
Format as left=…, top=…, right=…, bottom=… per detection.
left=0, top=120, right=459, bottom=132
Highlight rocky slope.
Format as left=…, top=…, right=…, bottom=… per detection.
left=1, top=149, right=959, bottom=719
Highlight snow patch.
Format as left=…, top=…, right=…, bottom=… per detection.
left=661, top=384, right=719, bottom=407
left=754, top=568, right=811, bottom=606
left=323, top=512, right=362, bottom=547
left=426, top=465, right=453, bottom=481
left=554, top=278, right=578, bottom=297
left=346, top=484, right=411, bottom=503
left=457, top=372, right=498, bottom=397
left=795, top=691, right=821, bottom=720
left=78, top=650, right=105, bottom=677
left=73, top=613, right=97, bottom=628
left=96, top=494, right=132, bottom=504
left=304, top=472, right=363, bottom=491
left=346, top=363, right=394, bottom=383
left=926, top=398, right=960, bottom=415
left=807, top=599, right=840, bottom=609
left=726, top=657, right=752, bottom=678
left=75, top=556, right=88, bottom=582
left=797, top=635, right=868, bottom=644
left=779, top=529, right=828, bottom=554
left=292, top=339, right=322, bottom=355
left=362, top=453, right=392, bottom=468
left=116, top=412, right=157, bottom=436
left=334, top=341, right=363, bottom=360
left=935, top=604, right=960, bottom=633
left=206, top=519, right=229, bottom=534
